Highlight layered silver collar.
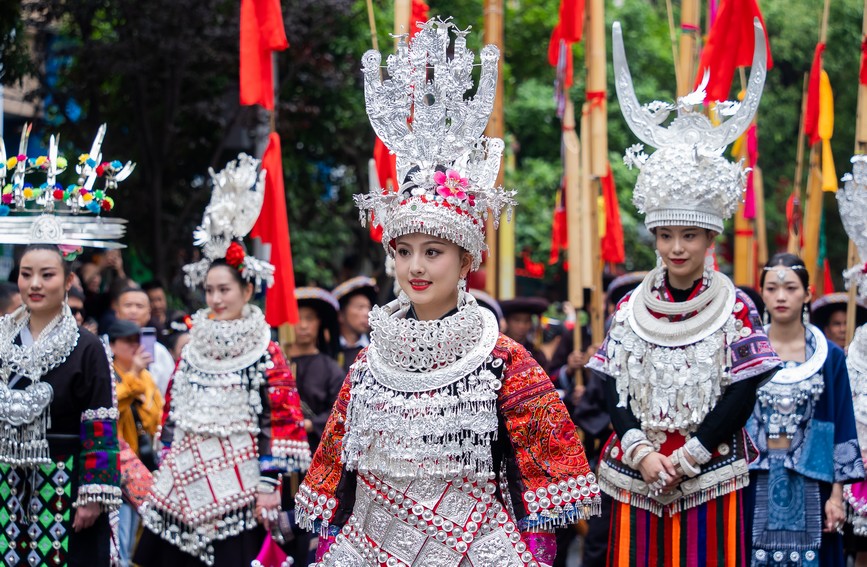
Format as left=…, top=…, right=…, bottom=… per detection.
left=0, top=305, right=79, bottom=382
left=366, top=296, right=500, bottom=391
left=182, top=304, right=271, bottom=374
left=628, top=268, right=735, bottom=347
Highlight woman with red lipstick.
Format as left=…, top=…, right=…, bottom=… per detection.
left=742, top=254, right=862, bottom=566
left=586, top=21, right=783, bottom=566
left=0, top=244, right=121, bottom=566
left=295, top=19, right=600, bottom=567
left=134, top=155, right=310, bottom=567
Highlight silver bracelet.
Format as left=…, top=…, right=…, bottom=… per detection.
left=620, top=428, right=648, bottom=452
left=684, top=437, right=712, bottom=465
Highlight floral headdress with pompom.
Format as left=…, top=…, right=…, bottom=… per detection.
left=182, top=154, right=274, bottom=292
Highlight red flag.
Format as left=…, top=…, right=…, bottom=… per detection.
left=240, top=0, right=288, bottom=110
left=558, top=0, right=585, bottom=43
left=861, top=37, right=867, bottom=85
left=804, top=43, right=826, bottom=146
left=600, top=166, right=625, bottom=264
left=694, top=0, right=772, bottom=102
left=410, top=0, right=429, bottom=37
left=549, top=184, right=568, bottom=265
left=823, top=259, right=835, bottom=294
left=548, top=25, right=575, bottom=88
left=250, top=133, right=299, bottom=326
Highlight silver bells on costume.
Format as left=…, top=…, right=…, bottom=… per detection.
left=838, top=155, right=867, bottom=298
left=613, top=19, right=768, bottom=233
left=355, top=17, right=516, bottom=270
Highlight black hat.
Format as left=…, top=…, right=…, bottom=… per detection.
left=500, top=297, right=550, bottom=318
left=332, top=276, right=378, bottom=310
left=606, top=272, right=648, bottom=309
left=295, top=287, right=341, bottom=355
left=469, top=290, right=503, bottom=322
left=811, top=292, right=867, bottom=331
left=107, top=319, right=140, bottom=341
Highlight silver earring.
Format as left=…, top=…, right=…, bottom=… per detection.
left=457, top=277, right=468, bottom=306
left=398, top=289, right=411, bottom=307
left=762, top=308, right=769, bottom=326
left=802, top=304, right=810, bottom=326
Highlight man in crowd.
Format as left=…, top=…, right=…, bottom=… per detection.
left=114, top=286, right=175, bottom=395
left=0, top=281, right=21, bottom=315
left=331, top=276, right=377, bottom=373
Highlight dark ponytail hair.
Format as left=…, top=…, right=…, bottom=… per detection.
left=760, top=253, right=809, bottom=292
left=21, top=244, right=71, bottom=276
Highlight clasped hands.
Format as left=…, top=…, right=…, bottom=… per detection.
left=636, top=449, right=698, bottom=496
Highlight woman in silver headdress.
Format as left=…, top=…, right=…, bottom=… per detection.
left=743, top=253, right=862, bottom=566
left=837, top=156, right=867, bottom=565
left=134, top=155, right=311, bottom=567
left=294, top=19, right=600, bottom=567
left=587, top=20, right=782, bottom=566
left=0, top=244, right=122, bottom=566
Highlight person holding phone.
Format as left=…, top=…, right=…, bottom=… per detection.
left=108, top=319, right=163, bottom=567
left=113, top=286, right=175, bottom=396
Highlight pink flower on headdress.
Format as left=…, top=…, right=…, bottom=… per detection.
left=434, top=169, right=468, bottom=201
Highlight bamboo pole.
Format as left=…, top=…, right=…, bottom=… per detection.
left=677, top=0, right=700, bottom=98
left=366, top=0, right=380, bottom=51
left=586, top=0, right=607, bottom=177
left=484, top=0, right=505, bottom=299
left=394, top=0, right=410, bottom=40
left=845, top=0, right=867, bottom=347
left=583, top=0, right=606, bottom=345
left=803, top=0, right=832, bottom=288
left=499, top=145, right=516, bottom=299
left=579, top=105, right=594, bottom=292
left=754, top=165, right=768, bottom=274
left=789, top=75, right=809, bottom=255
left=664, top=0, right=682, bottom=92
left=802, top=145, right=823, bottom=285
left=580, top=103, right=604, bottom=344
left=733, top=201, right=755, bottom=287
left=563, top=101, right=584, bottom=374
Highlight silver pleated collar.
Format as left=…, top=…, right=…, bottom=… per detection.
left=366, top=296, right=500, bottom=393
left=0, top=305, right=79, bottom=382
left=182, top=304, right=271, bottom=374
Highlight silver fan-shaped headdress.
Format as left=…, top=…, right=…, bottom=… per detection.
left=839, top=155, right=867, bottom=298
left=182, top=154, right=274, bottom=291
left=613, top=18, right=767, bottom=233
left=354, top=17, right=516, bottom=270
left=0, top=124, right=132, bottom=249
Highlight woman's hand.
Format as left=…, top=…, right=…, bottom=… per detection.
left=824, top=483, right=846, bottom=533
left=255, top=490, right=281, bottom=532
left=131, top=345, right=153, bottom=376
left=72, top=502, right=101, bottom=532
left=637, top=452, right=679, bottom=492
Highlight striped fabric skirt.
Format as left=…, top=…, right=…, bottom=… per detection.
left=607, top=490, right=746, bottom=566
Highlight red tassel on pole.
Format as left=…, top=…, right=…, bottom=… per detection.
left=251, top=133, right=299, bottom=326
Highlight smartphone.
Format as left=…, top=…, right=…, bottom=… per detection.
left=140, top=327, right=157, bottom=360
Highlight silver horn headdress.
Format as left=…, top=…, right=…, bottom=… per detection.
left=354, top=17, right=516, bottom=270
left=839, top=155, right=867, bottom=298
left=613, top=18, right=768, bottom=233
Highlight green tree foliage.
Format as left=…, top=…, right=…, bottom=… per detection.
left=2, top=0, right=863, bottom=291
